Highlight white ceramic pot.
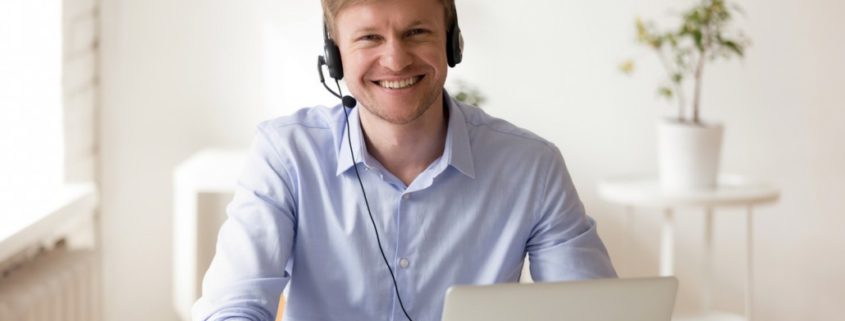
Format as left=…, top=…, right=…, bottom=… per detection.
left=657, top=119, right=724, bottom=191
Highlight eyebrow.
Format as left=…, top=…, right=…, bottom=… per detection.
left=351, top=20, right=431, bottom=34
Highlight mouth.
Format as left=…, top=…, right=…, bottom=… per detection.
left=372, top=75, right=425, bottom=90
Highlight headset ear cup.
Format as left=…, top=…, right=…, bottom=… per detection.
left=325, top=39, right=344, bottom=80
left=447, top=24, right=463, bottom=67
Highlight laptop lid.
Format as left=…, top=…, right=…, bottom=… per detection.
left=441, top=277, right=678, bottom=321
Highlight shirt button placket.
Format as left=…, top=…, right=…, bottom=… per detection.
left=395, top=191, right=413, bottom=319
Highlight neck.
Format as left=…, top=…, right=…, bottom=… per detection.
left=359, top=96, right=448, bottom=186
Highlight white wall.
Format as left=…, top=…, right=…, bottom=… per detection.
left=99, top=0, right=844, bottom=320
left=99, top=1, right=327, bottom=320
left=454, top=0, right=845, bottom=319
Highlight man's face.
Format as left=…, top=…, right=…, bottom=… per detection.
left=334, top=0, right=448, bottom=125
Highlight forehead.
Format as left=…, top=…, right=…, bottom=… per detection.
left=335, top=0, right=445, bottom=31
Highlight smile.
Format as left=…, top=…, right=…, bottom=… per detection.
left=375, top=75, right=424, bottom=89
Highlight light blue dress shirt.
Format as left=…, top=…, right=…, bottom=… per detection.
left=193, top=94, right=616, bottom=321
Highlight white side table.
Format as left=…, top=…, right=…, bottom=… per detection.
left=172, top=149, right=246, bottom=321
left=598, top=175, right=779, bottom=321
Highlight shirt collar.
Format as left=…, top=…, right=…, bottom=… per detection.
left=441, top=92, right=475, bottom=178
left=335, top=91, right=476, bottom=179
left=335, top=106, right=367, bottom=176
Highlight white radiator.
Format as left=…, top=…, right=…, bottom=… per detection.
left=0, top=249, right=99, bottom=321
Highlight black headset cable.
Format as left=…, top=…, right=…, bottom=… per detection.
left=337, top=80, right=415, bottom=321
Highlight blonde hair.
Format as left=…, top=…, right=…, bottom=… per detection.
left=321, top=0, right=455, bottom=38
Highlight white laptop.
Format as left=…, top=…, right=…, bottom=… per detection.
left=441, top=277, right=678, bottom=321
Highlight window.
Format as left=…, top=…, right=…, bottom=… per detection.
left=0, top=0, right=65, bottom=206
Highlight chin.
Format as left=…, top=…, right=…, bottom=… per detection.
left=363, top=104, right=429, bottom=125
left=353, top=79, right=443, bottom=124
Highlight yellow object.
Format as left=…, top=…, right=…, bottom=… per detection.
left=275, top=296, right=286, bottom=321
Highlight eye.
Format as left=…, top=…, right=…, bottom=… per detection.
left=405, top=28, right=430, bottom=37
left=356, top=34, right=382, bottom=42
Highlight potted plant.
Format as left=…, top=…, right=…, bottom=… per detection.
left=621, top=0, right=750, bottom=191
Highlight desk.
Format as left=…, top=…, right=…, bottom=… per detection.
left=598, top=175, right=779, bottom=321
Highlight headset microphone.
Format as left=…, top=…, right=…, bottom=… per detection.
left=317, top=56, right=357, bottom=108
left=341, top=95, right=357, bottom=108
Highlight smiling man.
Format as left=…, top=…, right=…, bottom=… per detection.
left=334, top=0, right=452, bottom=186
left=193, top=0, right=616, bottom=321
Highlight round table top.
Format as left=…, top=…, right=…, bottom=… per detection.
left=597, top=175, right=780, bottom=208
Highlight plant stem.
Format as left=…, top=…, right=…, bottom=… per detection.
left=692, top=48, right=705, bottom=124
left=693, top=10, right=715, bottom=125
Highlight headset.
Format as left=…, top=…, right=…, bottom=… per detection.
left=319, top=2, right=463, bottom=83
left=316, top=2, right=463, bottom=321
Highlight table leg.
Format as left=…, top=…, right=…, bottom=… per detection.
left=746, top=206, right=754, bottom=321
left=625, top=206, right=634, bottom=263
left=703, top=208, right=714, bottom=312
left=173, top=175, right=199, bottom=321
left=660, top=208, right=675, bottom=276
left=625, top=206, right=634, bottom=230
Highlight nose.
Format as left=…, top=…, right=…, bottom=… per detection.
left=379, top=38, right=413, bottom=72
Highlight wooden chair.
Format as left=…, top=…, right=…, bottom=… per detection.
left=275, top=296, right=286, bottom=321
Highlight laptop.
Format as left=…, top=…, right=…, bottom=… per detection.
left=441, top=277, right=678, bottom=321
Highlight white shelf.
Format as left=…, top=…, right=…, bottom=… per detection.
left=172, top=149, right=247, bottom=321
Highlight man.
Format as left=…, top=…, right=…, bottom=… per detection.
left=193, top=0, right=616, bottom=320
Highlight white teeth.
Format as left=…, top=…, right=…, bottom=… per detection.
left=378, top=76, right=419, bottom=89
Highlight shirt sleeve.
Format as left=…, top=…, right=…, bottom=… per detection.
left=526, top=145, right=617, bottom=281
left=192, top=125, right=297, bottom=321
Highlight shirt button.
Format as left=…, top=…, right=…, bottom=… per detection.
left=399, top=258, right=410, bottom=269
left=403, top=194, right=410, bottom=200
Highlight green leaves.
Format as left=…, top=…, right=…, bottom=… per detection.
left=672, top=73, right=683, bottom=84
left=450, top=79, right=486, bottom=107
left=658, top=86, right=674, bottom=99
left=636, top=18, right=663, bottom=49
left=693, top=30, right=704, bottom=51
left=722, top=39, right=745, bottom=57
left=619, top=59, right=635, bottom=74
left=623, top=0, right=750, bottom=122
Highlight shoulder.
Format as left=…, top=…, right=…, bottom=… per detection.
left=455, top=102, right=559, bottom=156
left=256, top=104, right=347, bottom=142
left=257, top=104, right=343, bottom=135
left=253, top=104, right=346, bottom=160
